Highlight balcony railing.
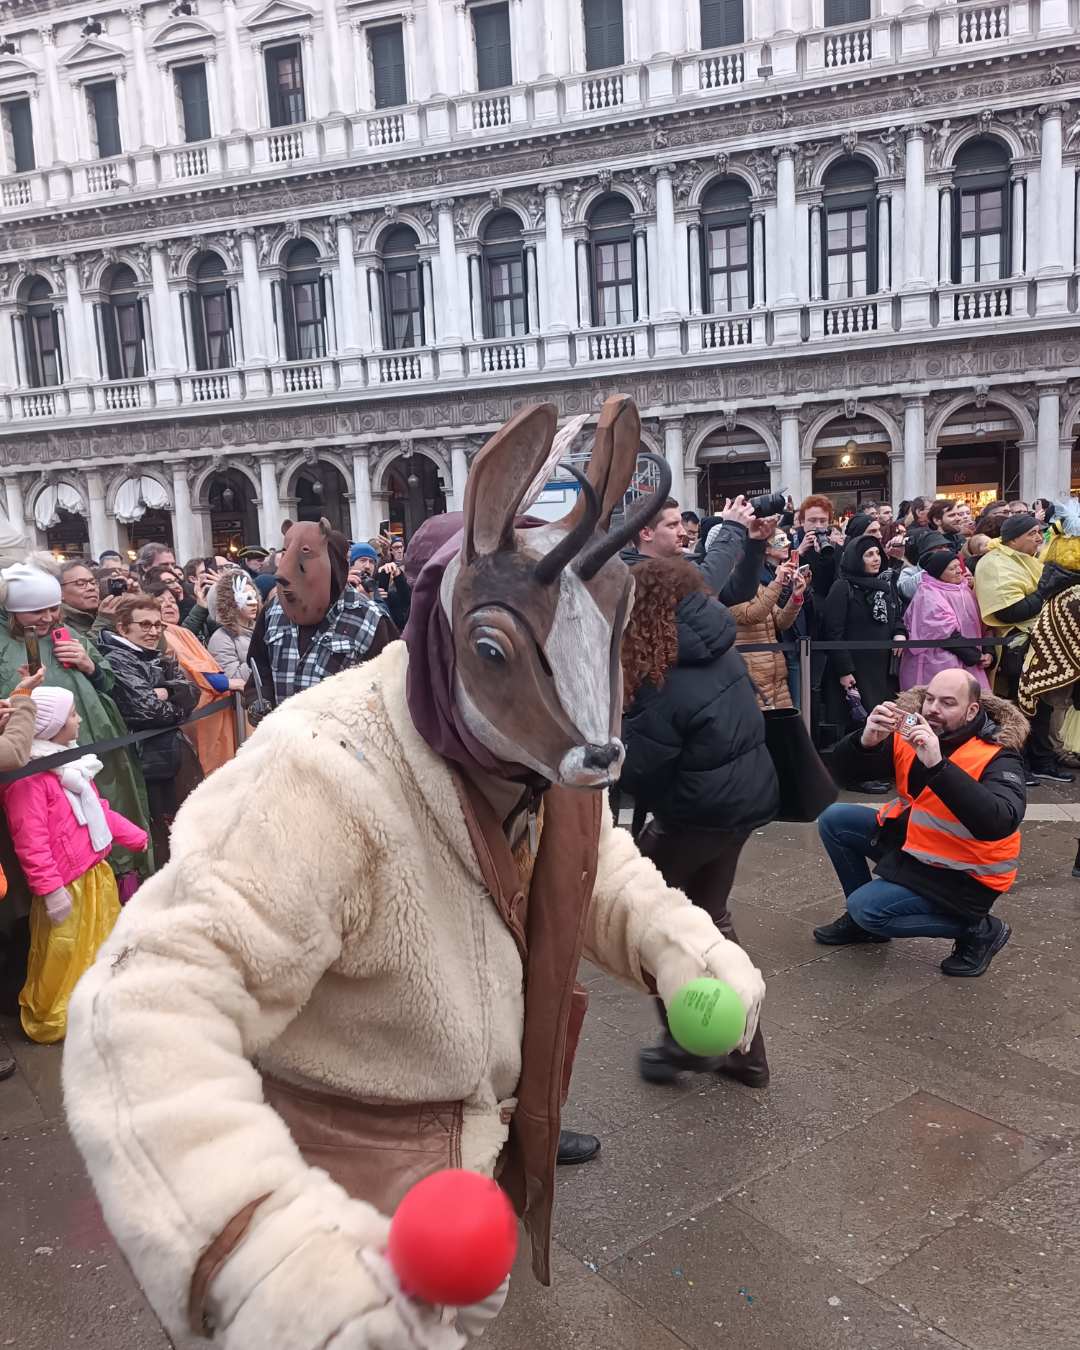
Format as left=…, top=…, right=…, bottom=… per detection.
left=2, top=176, right=33, bottom=207
left=94, top=379, right=152, bottom=413
left=467, top=336, right=539, bottom=374
left=186, top=372, right=233, bottom=402
left=367, top=113, right=406, bottom=147
left=824, top=300, right=879, bottom=335
left=952, top=284, right=1011, bottom=321
left=698, top=49, right=746, bottom=89
left=958, top=4, right=1009, bottom=43
left=699, top=316, right=754, bottom=349
left=175, top=145, right=210, bottom=178
left=18, top=391, right=57, bottom=418
left=576, top=325, right=645, bottom=364
left=582, top=73, right=623, bottom=111
left=375, top=352, right=425, bottom=383
left=472, top=95, right=512, bottom=130
left=824, top=25, right=872, bottom=67
left=85, top=160, right=122, bottom=193
left=267, top=129, right=305, bottom=164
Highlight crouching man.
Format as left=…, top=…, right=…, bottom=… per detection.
left=813, top=668, right=1027, bottom=977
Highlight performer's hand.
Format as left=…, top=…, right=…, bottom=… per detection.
left=653, top=937, right=765, bottom=1057
left=350, top=1250, right=466, bottom=1350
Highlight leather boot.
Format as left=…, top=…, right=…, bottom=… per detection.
left=715, top=1022, right=770, bottom=1089
left=556, top=1129, right=600, bottom=1165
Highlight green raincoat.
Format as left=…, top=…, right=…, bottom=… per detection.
left=0, top=616, right=153, bottom=879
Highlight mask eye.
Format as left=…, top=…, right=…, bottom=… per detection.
left=473, top=626, right=510, bottom=666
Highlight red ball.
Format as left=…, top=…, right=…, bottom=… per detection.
left=387, top=1169, right=518, bottom=1306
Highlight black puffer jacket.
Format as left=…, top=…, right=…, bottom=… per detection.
left=98, top=631, right=197, bottom=781
left=620, top=591, right=779, bottom=830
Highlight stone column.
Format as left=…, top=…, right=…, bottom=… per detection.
left=938, top=188, right=952, bottom=285
left=780, top=409, right=801, bottom=496
left=239, top=231, right=267, bottom=362
left=455, top=1, right=472, bottom=93
left=752, top=211, right=766, bottom=306
left=127, top=6, right=153, bottom=147
left=421, top=259, right=437, bottom=342
left=205, top=53, right=223, bottom=138
left=436, top=202, right=464, bottom=342
left=663, top=419, right=686, bottom=505
left=449, top=439, right=471, bottom=511
left=334, top=216, right=359, bottom=352
left=1036, top=384, right=1063, bottom=497
left=903, top=125, right=927, bottom=287
left=1038, top=103, right=1065, bottom=274
left=524, top=245, right=540, bottom=333
left=149, top=247, right=177, bottom=372
left=574, top=239, right=591, bottom=326
left=61, top=256, right=94, bottom=382
left=468, top=253, right=484, bottom=338
left=255, top=458, right=281, bottom=543
left=633, top=228, right=649, bottom=320
left=544, top=0, right=570, bottom=75
left=403, top=14, right=419, bottom=101
left=171, top=465, right=198, bottom=562
left=351, top=448, right=375, bottom=539
left=544, top=185, right=570, bottom=330
left=222, top=0, right=244, bottom=132
left=427, top=0, right=448, bottom=95
left=321, top=0, right=344, bottom=114
left=877, top=194, right=891, bottom=292
left=903, top=396, right=925, bottom=501
left=1010, top=176, right=1026, bottom=276
left=775, top=148, right=798, bottom=303
left=85, top=470, right=119, bottom=558
left=809, top=205, right=823, bottom=300
left=3, top=479, right=26, bottom=538
left=39, top=27, right=65, bottom=163
left=654, top=167, right=678, bottom=317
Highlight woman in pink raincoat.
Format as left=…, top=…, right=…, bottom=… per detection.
left=899, top=549, right=994, bottom=692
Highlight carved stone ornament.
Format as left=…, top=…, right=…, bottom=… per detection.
left=929, top=119, right=953, bottom=168
left=1047, top=63, right=1066, bottom=86
left=840, top=130, right=858, bottom=157
left=878, top=127, right=904, bottom=176
left=974, top=382, right=990, bottom=409
left=1005, top=106, right=1040, bottom=155
left=746, top=150, right=776, bottom=192
left=844, top=397, right=859, bottom=420
left=715, top=151, right=729, bottom=177
left=453, top=206, right=469, bottom=240
left=206, top=232, right=241, bottom=272
left=672, top=160, right=700, bottom=206
left=503, top=188, right=544, bottom=229
left=596, top=167, right=613, bottom=191
left=301, top=446, right=318, bottom=465
left=630, top=171, right=654, bottom=211
left=721, top=408, right=737, bottom=432
left=561, top=180, right=585, bottom=227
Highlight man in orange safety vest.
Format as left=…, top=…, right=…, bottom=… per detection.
left=813, top=668, right=1028, bottom=977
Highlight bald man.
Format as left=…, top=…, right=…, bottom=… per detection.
left=814, top=669, right=1028, bottom=977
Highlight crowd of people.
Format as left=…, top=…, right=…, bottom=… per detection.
left=0, top=475, right=1076, bottom=1117
left=0, top=390, right=1075, bottom=1350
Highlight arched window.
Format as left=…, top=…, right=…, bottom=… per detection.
left=588, top=194, right=636, bottom=327
left=381, top=226, right=424, bottom=349
left=190, top=252, right=234, bottom=370
left=953, top=138, right=1010, bottom=284
left=700, top=178, right=752, bottom=313
left=482, top=211, right=527, bottom=338
left=822, top=158, right=877, bottom=299
left=282, top=240, right=326, bottom=361
left=102, top=264, right=146, bottom=379
left=18, top=277, right=63, bottom=388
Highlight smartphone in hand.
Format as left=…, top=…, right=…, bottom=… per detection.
left=24, top=633, right=41, bottom=674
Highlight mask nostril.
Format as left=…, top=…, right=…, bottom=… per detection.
left=582, top=742, right=620, bottom=771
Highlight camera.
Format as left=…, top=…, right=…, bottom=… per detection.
left=750, top=491, right=788, bottom=518
left=811, top=527, right=835, bottom=557
left=108, top=576, right=127, bottom=596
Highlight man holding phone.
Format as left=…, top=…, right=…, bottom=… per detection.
left=812, top=668, right=1027, bottom=977
left=59, top=561, right=132, bottom=644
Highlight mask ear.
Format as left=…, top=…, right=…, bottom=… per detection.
left=567, top=395, right=642, bottom=531
left=462, top=403, right=557, bottom=562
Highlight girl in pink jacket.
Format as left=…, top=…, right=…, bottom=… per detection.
left=2, top=686, right=147, bottom=1043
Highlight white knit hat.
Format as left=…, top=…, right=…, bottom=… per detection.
left=30, top=686, right=75, bottom=740
left=0, top=562, right=62, bottom=612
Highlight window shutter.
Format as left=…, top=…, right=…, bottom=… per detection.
left=177, top=65, right=211, bottom=142
left=102, top=305, right=122, bottom=379
left=699, top=0, right=744, bottom=49
left=474, top=4, right=512, bottom=92
left=824, top=0, right=870, bottom=25
left=370, top=25, right=408, bottom=109
left=225, top=289, right=237, bottom=366
left=282, top=281, right=298, bottom=361
left=6, top=98, right=35, bottom=172
left=584, top=0, right=624, bottom=71
left=90, top=82, right=122, bottom=158
left=15, top=314, right=31, bottom=386
left=318, top=275, right=329, bottom=356
left=191, top=294, right=209, bottom=371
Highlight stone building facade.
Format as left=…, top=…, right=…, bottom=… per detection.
left=0, top=0, right=1078, bottom=557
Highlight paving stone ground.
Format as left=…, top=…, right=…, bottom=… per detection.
left=1, top=785, right=1078, bottom=1350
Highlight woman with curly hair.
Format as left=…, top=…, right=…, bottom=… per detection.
left=620, top=557, right=777, bottom=1090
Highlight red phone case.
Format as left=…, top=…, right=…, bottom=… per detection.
left=51, top=627, right=72, bottom=667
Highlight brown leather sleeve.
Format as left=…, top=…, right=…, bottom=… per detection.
left=188, top=1193, right=272, bottom=1338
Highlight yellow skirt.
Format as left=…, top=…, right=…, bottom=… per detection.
left=19, top=860, right=121, bottom=1045
left=1063, top=708, right=1080, bottom=755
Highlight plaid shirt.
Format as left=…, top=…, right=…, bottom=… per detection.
left=262, top=587, right=384, bottom=706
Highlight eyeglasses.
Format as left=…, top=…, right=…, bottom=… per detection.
left=132, top=620, right=164, bottom=633
left=62, top=577, right=97, bottom=589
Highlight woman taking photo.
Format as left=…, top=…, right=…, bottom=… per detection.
left=620, top=558, right=775, bottom=1090
left=823, top=535, right=906, bottom=745
left=899, top=550, right=992, bottom=692
left=98, top=594, right=198, bottom=864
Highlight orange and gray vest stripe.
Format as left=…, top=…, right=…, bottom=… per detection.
left=876, top=736, right=1020, bottom=893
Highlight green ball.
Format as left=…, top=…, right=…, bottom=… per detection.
left=667, top=978, right=746, bottom=1057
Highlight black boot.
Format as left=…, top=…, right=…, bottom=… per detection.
left=715, top=1020, right=770, bottom=1090
left=638, top=1036, right=716, bottom=1085
left=556, top=1129, right=600, bottom=1165
left=813, top=911, right=890, bottom=945
left=0, top=1033, right=15, bottom=1083
left=940, top=915, right=1011, bottom=977
left=855, top=780, right=892, bottom=795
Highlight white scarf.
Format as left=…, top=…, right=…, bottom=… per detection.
left=29, top=739, right=113, bottom=852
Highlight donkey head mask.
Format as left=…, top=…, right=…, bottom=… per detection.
left=275, top=517, right=349, bottom=627
left=441, top=394, right=670, bottom=788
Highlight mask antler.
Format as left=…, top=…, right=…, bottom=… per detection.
left=575, top=452, right=673, bottom=580
left=533, top=464, right=601, bottom=586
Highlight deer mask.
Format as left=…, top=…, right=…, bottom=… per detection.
left=432, top=394, right=670, bottom=788
left=274, top=518, right=348, bottom=627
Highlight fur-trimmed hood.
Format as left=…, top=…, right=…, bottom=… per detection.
left=895, top=686, right=1029, bottom=751
left=207, top=567, right=257, bottom=633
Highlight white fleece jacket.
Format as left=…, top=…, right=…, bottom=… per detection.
left=63, top=641, right=763, bottom=1350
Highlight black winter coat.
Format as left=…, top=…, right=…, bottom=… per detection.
left=620, top=591, right=779, bottom=831
left=98, top=632, right=197, bottom=782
